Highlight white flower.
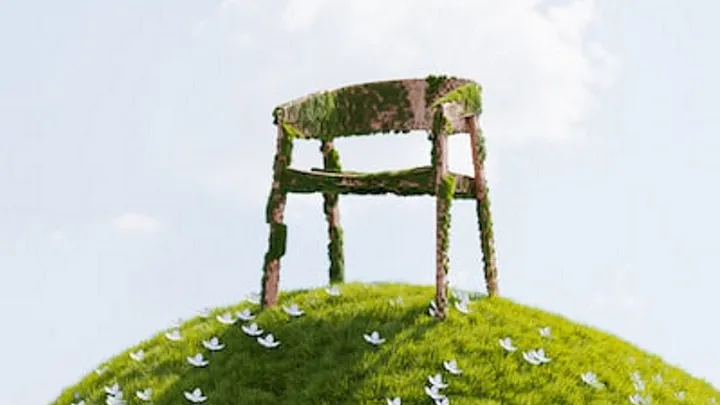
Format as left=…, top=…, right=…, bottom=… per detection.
left=443, top=359, right=462, bottom=375
left=428, top=307, right=437, bottom=317
left=498, top=337, right=517, bottom=352
left=454, top=300, right=470, bottom=314
left=104, top=384, right=121, bottom=396
left=652, top=374, right=663, bottom=384
left=534, top=348, right=551, bottom=363
left=105, top=392, right=126, bottom=405
left=581, top=372, right=605, bottom=389
left=629, top=393, right=651, bottom=405
left=428, top=374, right=448, bottom=389
left=184, top=388, right=207, bottom=403
left=452, top=289, right=469, bottom=302
left=241, top=322, right=264, bottom=337
left=631, top=372, right=645, bottom=391
left=638, top=380, right=648, bottom=390
left=522, top=351, right=542, bottom=365
left=165, top=328, right=182, bottom=341
left=325, top=285, right=341, bottom=296
left=105, top=390, right=125, bottom=405
left=216, top=312, right=236, bottom=325
left=95, top=366, right=108, bottom=375
left=389, top=296, right=403, bottom=306
left=198, top=308, right=211, bottom=318
left=129, top=350, right=144, bottom=362
left=71, top=394, right=85, bottom=405
left=135, top=388, right=152, bottom=402
left=187, top=353, right=209, bottom=367
left=538, top=326, right=552, bottom=338
left=522, top=349, right=551, bottom=365
left=363, top=331, right=386, bottom=346
left=709, top=398, right=717, bottom=404
left=675, top=391, right=686, bottom=401
left=282, top=303, right=304, bottom=317
left=202, top=336, right=225, bottom=351
left=257, top=333, right=281, bottom=348
left=246, top=292, right=261, bottom=305
left=386, top=397, right=401, bottom=405
left=236, top=308, right=255, bottom=321
left=424, top=385, right=446, bottom=401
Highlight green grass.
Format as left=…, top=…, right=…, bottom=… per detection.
left=51, top=283, right=718, bottom=405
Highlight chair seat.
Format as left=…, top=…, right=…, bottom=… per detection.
left=282, top=166, right=478, bottom=198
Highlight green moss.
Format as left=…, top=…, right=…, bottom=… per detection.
left=264, top=127, right=295, bottom=223
left=50, top=283, right=720, bottom=405
left=432, top=82, right=483, bottom=116
left=438, top=174, right=456, bottom=277
left=266, top=223, right=287, bottom=259
left=324, top=147, right=342, bottom=172
left=277, top=77, right=479, bottom=140
left=327, top=224, right=345, bottom=284
left=472, top=127, right=498, bottom=295
left=287, top=82, right=414, bottom=139
left=425, top=74, right=450, bottom=106
left=260, top=222, right=288, bottom=306
left=281, top=123, right=304, bottom=139
left=430, top=109, right=446, bottom=166
left=283, top=167, right=436, bottom=196
left=283, top=167, right=478, bottom=199
left=261, top=124, right=295, bottom=305
left=320, top=140, right=345, bottom=284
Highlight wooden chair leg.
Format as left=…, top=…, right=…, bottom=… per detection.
left=467, top=116, right=499, bottom=297
left=433, top=110, right=450, bottom=319
left=320, top=140, right=345, bottom=284
left=261, top=124, right=292, bottom=308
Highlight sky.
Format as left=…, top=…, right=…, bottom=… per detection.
left=1, top=0, right=719, bottom=403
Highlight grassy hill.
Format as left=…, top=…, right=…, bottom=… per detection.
left=51, top=283, right=718, bottom=405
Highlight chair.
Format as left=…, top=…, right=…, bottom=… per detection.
left=260, top=76, right=498, bottom=319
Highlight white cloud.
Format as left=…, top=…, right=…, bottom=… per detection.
left=274, top=0, right=617, bottom=143
left=111, top=213, right=162, bottom=235
left=190, top=0, right=616, bottom=202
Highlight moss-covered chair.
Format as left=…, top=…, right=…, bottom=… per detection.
left=261, top=76, right=498, bottom=319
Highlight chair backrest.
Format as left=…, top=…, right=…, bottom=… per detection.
left=272, top=76, right=482, bottom=140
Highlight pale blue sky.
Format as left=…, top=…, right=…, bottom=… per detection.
left=1, top=0, right=719, bottom=404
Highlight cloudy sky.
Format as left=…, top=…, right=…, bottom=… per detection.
left=2, top=0, right=719, bottom=403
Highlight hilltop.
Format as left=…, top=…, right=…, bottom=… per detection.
left=51, top=283, right=718, bottom=405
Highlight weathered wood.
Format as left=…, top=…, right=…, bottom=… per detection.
left=274, top=78, right=479, bottom=139
left=282, top=166, right=478, bottom=198
left=467, top=115, right=499, bottom=297
left=261, top=123, right=291, bottom=308
left=433, top=112, right=450, bottom=320
left=320, top=140, right=345, bottom=284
